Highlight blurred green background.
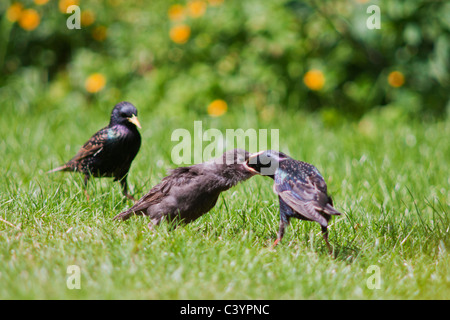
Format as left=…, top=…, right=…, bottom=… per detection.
left=1, top=0, right=449, bottom=122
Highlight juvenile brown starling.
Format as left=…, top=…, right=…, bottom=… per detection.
left=245, top=150, right=341, bottom=252
left=113, top=149, right=256, bottom=228
left=48, top=101, right=142, bottom=200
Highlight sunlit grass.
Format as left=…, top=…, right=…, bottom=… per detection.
left=0, top=105, right=448, bottom=299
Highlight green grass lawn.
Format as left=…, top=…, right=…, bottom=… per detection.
left=0, top=104, right=449, bottom=299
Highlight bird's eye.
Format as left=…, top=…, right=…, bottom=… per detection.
left=120, top=112, right=127, bottom=118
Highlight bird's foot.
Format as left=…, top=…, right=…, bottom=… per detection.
left=84, top=189, right=90, bottom=202
left=270, top=238, right=280, bottom=250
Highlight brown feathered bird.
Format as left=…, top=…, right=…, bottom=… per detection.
left=113, top=149, right=257, bottom=228
left=48, top=102, right=141, bottom=200
left=245, top=150, right=341, bottom=252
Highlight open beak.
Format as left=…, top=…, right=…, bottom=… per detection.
left=243, top=150, right=265, bottom=174
left=128, top=114, right=142, bottom=129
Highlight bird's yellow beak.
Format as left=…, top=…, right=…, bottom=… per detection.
left=128, top=114, right=142, bottom=129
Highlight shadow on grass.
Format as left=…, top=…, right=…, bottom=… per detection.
left=332, top=244, right=361, bottom=262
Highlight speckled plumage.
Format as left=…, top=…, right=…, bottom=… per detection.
left=114, top=149, right=257, bottom=228
left=48, top=101, right=142, bottom=200
left=245, top=150, right=341, bottom=252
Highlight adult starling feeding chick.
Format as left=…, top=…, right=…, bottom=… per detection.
left=113, top=149, right=256, bottom=228
left=245, top=150, right=341, bottom=252
left=48, top=101, right=142, bottom=201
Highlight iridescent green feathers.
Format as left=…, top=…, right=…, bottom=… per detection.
left=48, top=101, right=141, bottom=200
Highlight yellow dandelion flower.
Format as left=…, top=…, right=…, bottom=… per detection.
left=18, top=9, right=40, bottom=31
left=34, top=0, right=50, bottom=5
left=388, top=71, right=405, bottom=88
left=358, top=119, right=375, bottom=137
left=168, top=4, right=185, bottom=22
left=6, top=3, right=24, bottom=23
left=92, top=26, right=107, bottom=41
left=303, top=69, right=325, bottom=91
left=109, top=0, right=122, bottom=6
left=81, top=10, right=95, bottom=27
left=59, top=0, right=79, bottom=13
left=188, top=1, right=207, bottom=18
left=170, top=24, right=191, bottom=44
left=208, top=0, right=224, bottom=6
left=85, top=73, right=106, bottom=93
left=207, top=99, right=228, bottom=117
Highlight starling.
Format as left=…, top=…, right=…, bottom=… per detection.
left=245, top=150, right=341, bottom=252
left=48, top=101, right=142, bottom=200
left=113, top=149, right=256, bottom=228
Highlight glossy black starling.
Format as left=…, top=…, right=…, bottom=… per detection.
left=113, top=149, right=256, bottom=228
left=245, top=150, right=341, bottom=252
left=48, top=101, right=142, bottom=200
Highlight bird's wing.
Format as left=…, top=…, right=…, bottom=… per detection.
left=274, top=160, right=339, bottom=226
left=114, top=166, right=209, bottom=221
left=277, top=191, right=329, bottom=226
left=123, top=166, right=200, bottom=213
left=69, top=127, right=110, bottom=163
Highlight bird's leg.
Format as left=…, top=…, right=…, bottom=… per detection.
left=321, top=226, right=332, bottom=254
left=83, top=175, right=90, bottom=202
left=271, top=217, right=289, bottom=249
left=120, top=178, right=137, bottom=202
left=148, top=217, right=162, bottom=231
left=272, top=198, right=292, bottom=249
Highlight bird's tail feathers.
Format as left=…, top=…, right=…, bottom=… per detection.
left=47, top=164, right=71, bottom=174
left=324, top=204, right=342, bottom=216
left=113, top=209, right=143, bottom=221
